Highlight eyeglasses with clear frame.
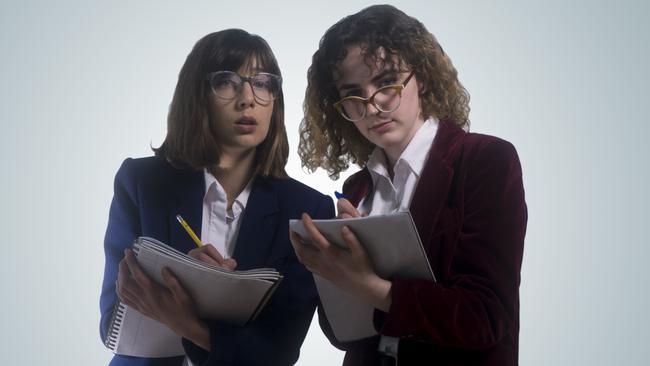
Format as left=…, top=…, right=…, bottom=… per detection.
left=333, top=71, right=415, bottom=122
left=205, top=71, right=282, bottom=103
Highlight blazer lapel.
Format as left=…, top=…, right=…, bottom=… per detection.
left=232, top=176, right=279, bottom=270
left=168, top=168, right=205, bottom=254
left=409, top=120, right=465, bottom=246
left=343, top=168, right=372, bottom=207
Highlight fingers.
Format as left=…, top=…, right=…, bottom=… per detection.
left=341, top=225, right=365, bottom=257
left=161, top=267, right=191, bottom=305
left=117, top=281, right=144, bottom=311
left=197, top=252, right=222, bottom=266
left=222, top=258, right=237, bottom=270
left=290, top=229, right=325, bottom=271
left=336, top=198, right=361, bottom=219
left=117, top=257, right=147, bottom=313
left=301, top=213, right=331, bottom=251
left=124, top=249, right=153, bottom=289
left=118, top=255, right=143, bottom=296
left=118, top=260, right=138, bottom=293
left=202, top=244, right=226, bottom=262
left=189, top=244, right=230, bottom=267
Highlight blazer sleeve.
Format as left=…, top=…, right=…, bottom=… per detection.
left=99, top=158, right=142, bottom=342
left=377, top=139, right=527, bottom=350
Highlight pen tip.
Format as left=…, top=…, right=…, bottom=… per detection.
left=176, top=214, right=182, bottom=222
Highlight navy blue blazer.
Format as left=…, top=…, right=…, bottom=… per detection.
left=99, top=156, right=335, bottom=366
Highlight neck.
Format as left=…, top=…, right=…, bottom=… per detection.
left=208, top=148, right=256, bottom=208
left=382, top=117, right=426, bottom=175
left=383, top=147, right=401, bottom=177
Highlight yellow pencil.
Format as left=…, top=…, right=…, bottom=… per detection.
left=176, top=214, right=203, bottom=247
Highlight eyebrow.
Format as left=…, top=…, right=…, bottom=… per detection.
left=238, top=62, right=267, bottom=74
left=338, top=69, right=397, bottom=92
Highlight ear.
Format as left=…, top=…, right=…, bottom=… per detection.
left=417, top=78, right=427, bottom=96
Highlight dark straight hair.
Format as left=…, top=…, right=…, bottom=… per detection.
left=155, top=29, right=288, bottom=177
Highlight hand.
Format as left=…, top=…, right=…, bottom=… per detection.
left=116, top=249, right=211, bottom=350
left=188, top=244, right=237, bottom=270
left=336, top=198, right=365, bottom=219
left=289, top=213, right=392, bottom=312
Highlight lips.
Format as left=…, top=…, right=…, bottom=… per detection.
left=233, top=116, right=258, bottom=134
left=369, top=120, right=393, bottom=132
left=235, top=116, right=258, bottom=125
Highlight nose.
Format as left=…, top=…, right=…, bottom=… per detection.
left=366, top=100, right=381, bottom=116
left=236, top=81, right=255, bottom=109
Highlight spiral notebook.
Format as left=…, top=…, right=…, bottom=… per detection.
left=290, top=211, right=435, bottom=342
left=104, top=236, right=283, bottom=357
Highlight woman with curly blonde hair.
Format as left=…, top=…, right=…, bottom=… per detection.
left=292, top=5, right=527, bottom=366
left=298, top=5, right=470, bottom=179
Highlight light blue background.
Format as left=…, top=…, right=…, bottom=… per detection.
left=1, top=1, right=648, bottom=365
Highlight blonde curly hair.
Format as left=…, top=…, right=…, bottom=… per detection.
left=298, top=5, right=470, bottom=179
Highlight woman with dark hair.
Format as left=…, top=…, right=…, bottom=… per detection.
left=292, top=5, right=527, bottom=365
left=99, top=29, right=334, bottom=366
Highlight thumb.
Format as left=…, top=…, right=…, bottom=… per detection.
left=162, top=267, right=191, bottom=303
left=161, top=267, right=178, bottom=288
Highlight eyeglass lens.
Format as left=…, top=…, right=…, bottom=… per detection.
left=209, top=72, right=279, bottom=102
left=339, top=86, right=402, bottom=121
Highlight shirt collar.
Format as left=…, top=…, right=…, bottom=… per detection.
left=399, top=117, right=439, bottom=176
left=203, top=169, right=253, bottom=210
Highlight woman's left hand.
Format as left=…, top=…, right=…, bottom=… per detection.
left=116, top=249, right=211, bottom=350
left=289, top=213, right=392, bottom=312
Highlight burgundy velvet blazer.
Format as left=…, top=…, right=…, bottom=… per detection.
left=319, top=120, right=527, bottom=365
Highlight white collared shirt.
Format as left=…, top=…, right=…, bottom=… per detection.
left=359, top=117, right=439, bottom=215
left=184, top=172, right=253, bottom=365
left=361, top=118, right=438, bottom=357
left=200, top=170, right=253, bottom=258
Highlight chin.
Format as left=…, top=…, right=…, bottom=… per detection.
left=371, top=133, right=403, bottom=149
left=238, top=136, right=266, bottom=149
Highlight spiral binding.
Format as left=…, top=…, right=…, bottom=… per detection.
left=104, top=242, right=141, bottom=351
left=104, top=301, right=126, bottom=351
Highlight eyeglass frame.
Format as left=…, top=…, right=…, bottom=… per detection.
left=205, top=71, right=283, bottom=103
left=333, top=70, right=416, bottom=122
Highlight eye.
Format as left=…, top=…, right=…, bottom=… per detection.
left=251, top=77, right=272, bottom=89
left=213, top=75, right=238, bottom=88
left=378, top=76, right=398, bottom=87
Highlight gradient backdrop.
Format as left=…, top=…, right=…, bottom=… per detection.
left=1, top=0, right=648, bottom=365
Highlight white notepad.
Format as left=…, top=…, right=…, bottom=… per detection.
left=105, top=236, right=283, bottom=357
left=290, top=211, right=435, bottom=342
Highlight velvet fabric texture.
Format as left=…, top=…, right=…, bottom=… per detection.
left=319, top=120, right=527, bottom=365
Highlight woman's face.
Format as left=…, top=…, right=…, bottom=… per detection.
left=335, top=45, right=424, bottom=159
left=207, top=60, right=275, bottom=155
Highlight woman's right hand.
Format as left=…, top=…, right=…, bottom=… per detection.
left=188, top=244, right=237, bottom=270
left=336, top=198, right=364, bottom=219
left=117, top=249, right=211, bottom=350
